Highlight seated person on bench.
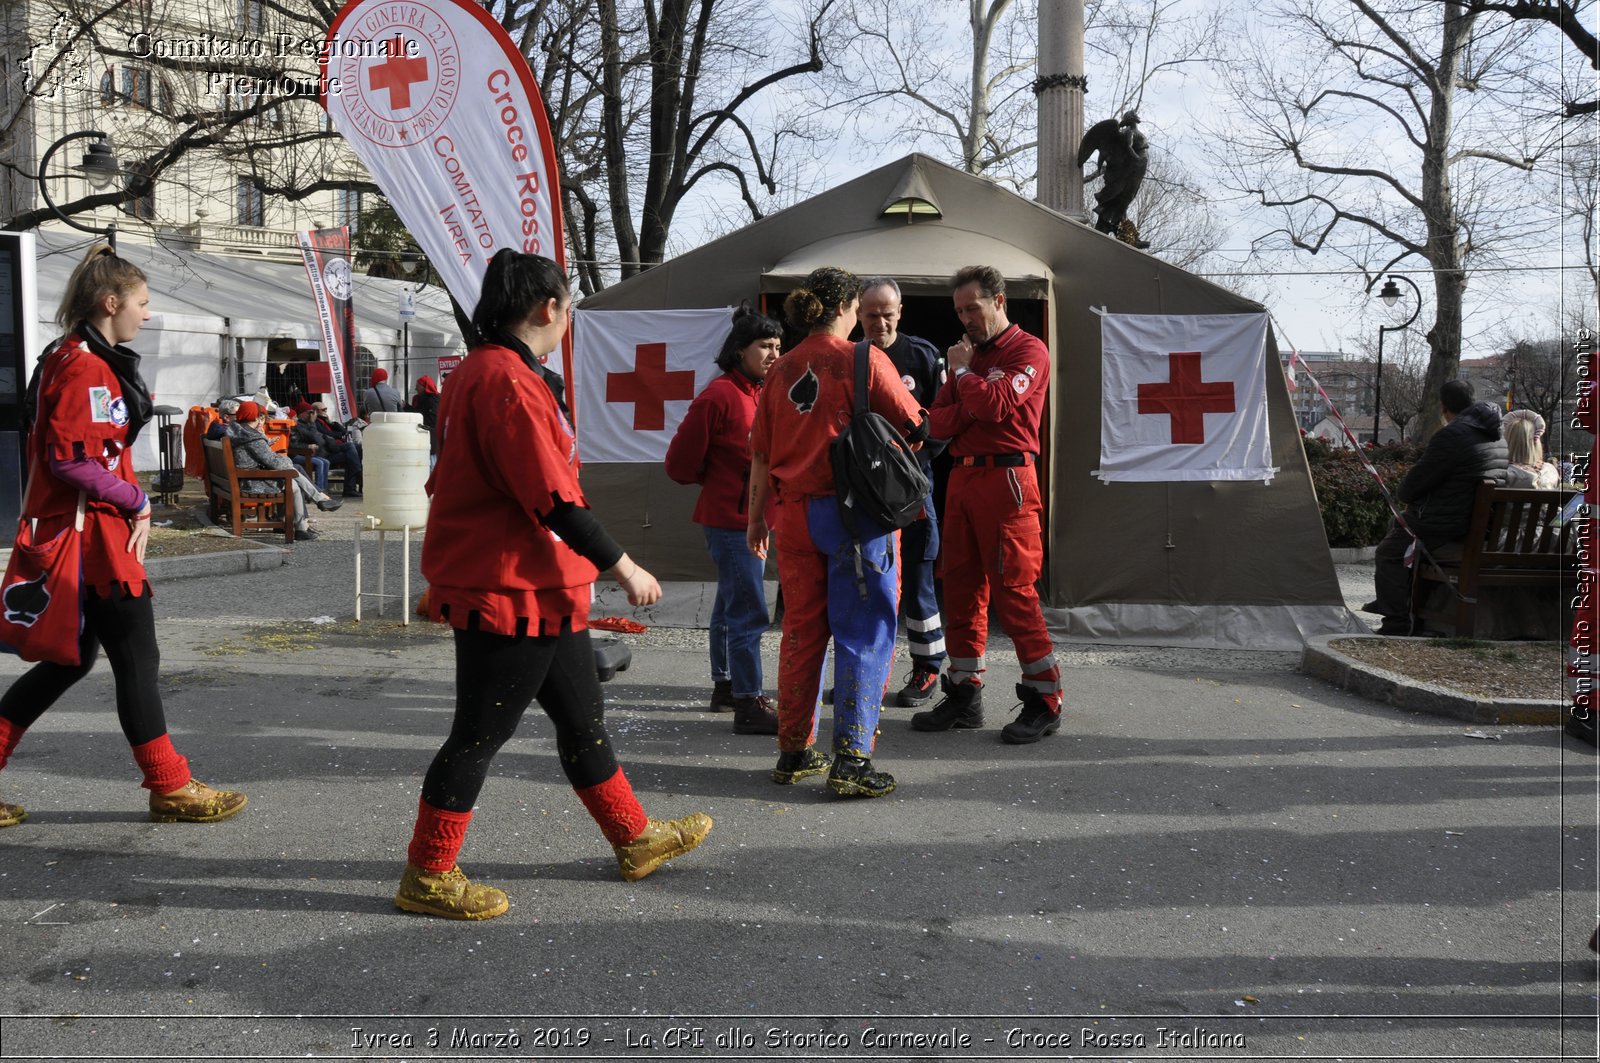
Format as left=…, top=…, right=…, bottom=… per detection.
left=230, top=400, right=343, bottom=543
left=310, top=401, right=363, bottom=497
left=1367, top=380, right=1509, bottom=634
left=206, top=398, right=241, bottom=441
left=289, top=401, right=332, bottom=492
left=1503, top=410, right=1560, bottom=489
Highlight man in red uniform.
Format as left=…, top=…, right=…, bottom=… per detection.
left=912, top=265, right=1062, bottom=744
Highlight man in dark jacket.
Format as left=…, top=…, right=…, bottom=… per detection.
left=859, top=277, right=947, bottom=706
left=1368, top=380, right=1509, bottom=633
left=311, top=401, right=364, bottom=497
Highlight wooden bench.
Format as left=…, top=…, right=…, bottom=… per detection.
left=1411, top=481, right=1575, bottom=637
left=203, top=438, right=298, bottom=542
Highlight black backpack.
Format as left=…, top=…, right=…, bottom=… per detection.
left=830, top=340, right=931, bottom=594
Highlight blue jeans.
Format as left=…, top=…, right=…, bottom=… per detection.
left=295, top=454, right=329, bottom=492
left=704, top=524, right=768, bottom=697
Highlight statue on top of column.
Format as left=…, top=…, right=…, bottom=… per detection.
left=1077, top=111, right=1149, bottom=247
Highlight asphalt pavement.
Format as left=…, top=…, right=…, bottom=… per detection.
left=0, top=516, right=1596, bottom=1062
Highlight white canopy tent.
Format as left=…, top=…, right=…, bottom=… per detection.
left=30, top=231, right=465, bottom=469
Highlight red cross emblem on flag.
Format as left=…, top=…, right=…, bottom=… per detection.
left=1137, top=351, right=1236, bottom=445
left=367, top=36, right=429, bottom=110
left=606, top=342, right=697, bottom=431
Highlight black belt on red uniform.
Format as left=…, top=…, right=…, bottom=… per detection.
left=955, top=453, right=1032, bottom=467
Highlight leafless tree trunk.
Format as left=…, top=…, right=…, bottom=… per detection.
left=518, top=0, right=835, bottom=289
left=1213, top=0, right=1563, bottom=439
left=1379, top=346, right=1429, bottom=441
left=3, top=0, right=364, bottom=237
left=825, top=0, right=1038, bottom=186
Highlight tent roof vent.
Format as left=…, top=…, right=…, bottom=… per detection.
left=880, top=164, right=942, bottom=222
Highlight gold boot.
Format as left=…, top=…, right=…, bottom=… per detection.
left=148, top=780, right=248, bottom=823
left=394, top=863, right=509, bottom=920
left=613, top=813, right=713, bottom=882
left=0, top=800, right=25, bottom=828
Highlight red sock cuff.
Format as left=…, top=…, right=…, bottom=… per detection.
left=407, top=798, right=473, bottom=872
left=574, top=768, right=648, bottom=847
left=0, top=717, right=24, bottom=772
left=130, top=734, right=191, bottom=793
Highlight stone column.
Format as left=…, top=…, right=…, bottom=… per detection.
left=1034, top=0, right=1086, bottom=220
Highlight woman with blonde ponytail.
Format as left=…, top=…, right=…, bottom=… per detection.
left=0, top=245, right=247, bottom=830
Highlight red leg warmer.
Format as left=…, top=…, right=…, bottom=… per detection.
left=0, top=717, right=23, bottom=772
left=130, top=734, right=191, bottom=793
left=406, top=798, right=473, bottom=872
left=574, top=768, right=648, bottom=847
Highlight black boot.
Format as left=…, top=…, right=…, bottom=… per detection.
left=1000, top=685, right=1062, bottom=745
left=731, top=694, right=778, bottom=735
left=910, top=675, right=983, bottom=731
left=708, top=680, right=735, bottom=713
left=827, top=754, right=896, bottom=798
left=772, top=747, right=831, bottom=785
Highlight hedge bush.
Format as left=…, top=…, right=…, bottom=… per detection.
left=1303, top=437, right=1421, bottom=548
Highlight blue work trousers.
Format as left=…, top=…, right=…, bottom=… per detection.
left=899, top=489, right=946, bottom=670
left=703, top=524, right=768, bottom=697
left=773, top=496, right=898, bottom=758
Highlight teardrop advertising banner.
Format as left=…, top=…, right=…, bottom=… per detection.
left=296, top=226, right=357, bottom=422
left=320, top=0, right=565, bottom=314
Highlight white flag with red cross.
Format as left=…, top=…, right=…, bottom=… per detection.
left=570, top=308, right=734, bottom=463
left=1094, top=313, right=1276, bottom=483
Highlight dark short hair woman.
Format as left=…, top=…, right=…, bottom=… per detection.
left=397, top=249, right=712, bottom=920
left=0, top=245, right=246, bottom=828
left=664, top=305, right=783, bottom=735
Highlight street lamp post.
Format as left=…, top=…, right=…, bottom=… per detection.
left=395, top=252, right=425, bottom=395
left=1369, top=273, right=1422, bottom=444
left=36, top=130, right=122, bottom=250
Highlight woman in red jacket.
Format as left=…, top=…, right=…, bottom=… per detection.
left=0, top=246, right=246, bottom=828
left=747, top=267, right=926, bottom=798
left=664, top=306, right=782, bottom=735
left=397, top=250, right=712, bottom=920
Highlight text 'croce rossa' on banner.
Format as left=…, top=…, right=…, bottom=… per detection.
left=297, top=227, right=357, bottom=422
left=319, top=0, right=565, bottom=321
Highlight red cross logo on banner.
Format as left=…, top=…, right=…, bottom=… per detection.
left=607, top=342, right=696, bottom=431
left=1137, top=351, right=1236, bottom=445
left=367, top=36, right=428, bottom=110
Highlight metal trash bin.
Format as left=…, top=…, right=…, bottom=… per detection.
left=153, top=404, right=184, bottom=503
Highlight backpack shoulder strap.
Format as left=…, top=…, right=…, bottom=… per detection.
left=853, top=340, right=871, bottom=416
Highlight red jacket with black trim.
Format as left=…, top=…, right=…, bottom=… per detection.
left=928, top=323, right=1050, bottom=458
left=664, top=369, right=763, bottom=530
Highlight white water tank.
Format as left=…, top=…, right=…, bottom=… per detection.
left=362, top=411, right=430, bottom=528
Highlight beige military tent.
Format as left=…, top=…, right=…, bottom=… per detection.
left=577, top=154, right=1363, bottom=649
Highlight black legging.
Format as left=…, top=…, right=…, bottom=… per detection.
left=421, top=621, right=619, bottom=812
left=0, top=585, right=167, bottom=746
